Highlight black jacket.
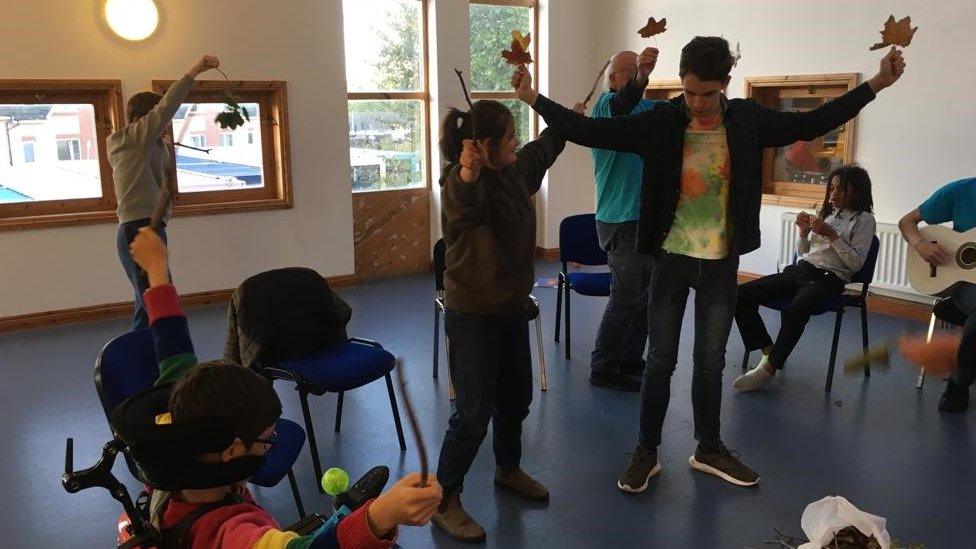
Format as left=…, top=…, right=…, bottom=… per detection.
left=532, top=82, right=876, bottom=256
left=224, top=267, right=352, bottom=370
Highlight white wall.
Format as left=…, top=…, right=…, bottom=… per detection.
left=0, top=0, right=356, bottom=317
left=591, top=0, right=976, bottom=274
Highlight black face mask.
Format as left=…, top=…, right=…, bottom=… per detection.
left=110, top=384, right=270, bottom=491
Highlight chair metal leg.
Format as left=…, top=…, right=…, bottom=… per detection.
left=918, top=312, right=939, bottom=390
left=564, top=282, right=572, bottom=360
left=334, top=391, right=344, bottom=433
left=555, top=274, right=563, bottom=342
left=446, top=334, right=456, bottom=401
left=860, top=304, right=870, bottom=378
left=286, top=468, right=306, bottom=518
left=825, top=310, right=844, bottom=392
left=433, top=302, right=441, bottom=379
left=297, top=388, right=324, bottom=491
left=741, top=350, right=750, bottom=372
left=384, top=373, right=407, bottom=451
left=535, top=315, right=547, bottom=392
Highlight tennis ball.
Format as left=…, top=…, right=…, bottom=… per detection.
left=321, top=467, right=349, bottom=496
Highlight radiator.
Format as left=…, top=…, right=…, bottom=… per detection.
left=778, top=212, right=921, bottom=299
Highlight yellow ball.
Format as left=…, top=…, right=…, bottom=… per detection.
left=321, top=467, right=349, bottom=496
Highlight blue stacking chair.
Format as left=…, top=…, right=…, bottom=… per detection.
left=94, top=329, right=307, bottom=517
left=555, top=214, right=612, bottom=360
left=263, top=340, right=407, bottom=491
left=740, top=236, right=881, bottom=392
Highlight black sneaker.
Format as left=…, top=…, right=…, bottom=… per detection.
left=590, top=371, right=641, bottom=392
left=621, top=358, right=647, bottom=377
left=617, top=444, right=661, bottom=493
left=939, top=380, right=970, bottom=413
left=689, top=442, right=759, bottom=487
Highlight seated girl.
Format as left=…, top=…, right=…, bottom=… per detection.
left=733, top=165, right=877, bottom=391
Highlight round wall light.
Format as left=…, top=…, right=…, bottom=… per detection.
left=104, top=0, right=159, bottom=41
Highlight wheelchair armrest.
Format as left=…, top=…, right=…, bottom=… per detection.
left=348, top=337, right=383, bottom=349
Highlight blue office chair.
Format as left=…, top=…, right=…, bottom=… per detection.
left=555, top=214, right=612, bottom=360
left=740, top=236, right=881, bottom=392
left=94, top=329, right=307, bottom=517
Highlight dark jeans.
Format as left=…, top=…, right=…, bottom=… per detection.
left=948, top=282, right=976, bottom=388
left=591, top=221, right=654, bottom=374
left=436, top=309, right=533, bottom=497
left=116, top=218, right=168, bottom=331
left=639, top=252, right=739, bottom=449
left=734, top=261, right=846, bottom=369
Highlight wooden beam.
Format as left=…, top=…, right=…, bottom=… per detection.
left=0, top=274, right=359, bottom=333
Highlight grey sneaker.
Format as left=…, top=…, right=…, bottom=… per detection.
left=617, top=444, right=661, bottom=493
left=689, top=442, right=759, bottom=487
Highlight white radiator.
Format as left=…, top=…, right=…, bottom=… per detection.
left=778, top=212, right=923, bottom=300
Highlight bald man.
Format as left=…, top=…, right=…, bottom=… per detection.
left=576, top=48, right=660, bottom=392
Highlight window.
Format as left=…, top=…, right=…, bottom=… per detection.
left=56, top=138, right=82, bottom=161
left=153, top=80, right=292, bottom=214
left=247, top=131, right=255, bottom=145
left=645, top=80, right=683, bottom=101
left=469, top=0, right=538, bottom=146
left=745, top=73, right=860, bottom=208
left=343, top=0, right=429, bottom=192
left=21, top=140, right=35, bottom=163
left=0, top=81, right=124, bottom=230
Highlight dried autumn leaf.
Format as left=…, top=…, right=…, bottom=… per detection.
left=869, top=15, right=918, bottom=51
left=638, top=17, right=667, bottom=38
left=502, top=31, right=533, bottom=66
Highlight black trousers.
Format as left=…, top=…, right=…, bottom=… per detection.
left=735, top=261, right=846, bottom=369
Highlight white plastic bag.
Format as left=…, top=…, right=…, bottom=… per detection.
left=798, top=496, right=891, bottom=549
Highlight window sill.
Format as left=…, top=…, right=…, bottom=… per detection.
left=761, top=193, right=821, bottom=210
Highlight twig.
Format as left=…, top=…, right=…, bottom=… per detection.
left=175, top=142, right=211, bottom=154
left=583, top=57, right=613, bottom=107
left=453, top=68, right=477, bottom=141
left=395, top=358, right=429, bottom=486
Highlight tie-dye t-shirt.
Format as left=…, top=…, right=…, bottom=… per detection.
left=662, top=117, right=732, bottom=259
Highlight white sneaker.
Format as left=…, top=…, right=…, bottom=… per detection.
left=733, top=356, right=774, bottom=392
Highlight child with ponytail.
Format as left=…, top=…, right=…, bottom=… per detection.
left=432, top=67, right=565, bottom=543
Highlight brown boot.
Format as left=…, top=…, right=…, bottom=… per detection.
left=432, top=492, right=486, bottom=543
left=493, top=467, right=549, bottom=502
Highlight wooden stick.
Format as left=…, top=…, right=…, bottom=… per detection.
left=583, top=57, right=613, bottom=107
left=453, top=68, right=477, bottom=141
left=395, top=358, right=429, bottom=486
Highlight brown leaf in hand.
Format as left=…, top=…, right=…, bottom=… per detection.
left=502, top=31, right=533, bottom=66
left=638, top=17, right=667, bottom=38
left=869, top=15, right=918, bottom=50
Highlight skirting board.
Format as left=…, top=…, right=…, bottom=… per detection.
left=0, top=274, right=358, bottom=333
left=737, top=271, right=932, bottom=323
left=535, top=246, right=559, bottom=261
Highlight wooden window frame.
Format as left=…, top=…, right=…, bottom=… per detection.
left=152, top=79, right=292, bottom=215
left=644, top=79, right=683, bottom=101
left=346, top=0, right=431, bottom=195
left=469, top=0, right=539, bottom=140
left=0, top=80, right=124, bottom=230
left=745, top=73, right=860, bottom=209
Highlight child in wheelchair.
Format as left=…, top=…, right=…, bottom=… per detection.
left=63, top=227, right=441, bottom=548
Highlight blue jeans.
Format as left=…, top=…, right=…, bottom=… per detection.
left=949, top=282, right=976, bottom=388
left=116, top=219, right=167, bottom=331
left=639, top=252, right=739, bottom=448
left=436, top=309, right=533, bottom=498
left=590, top=221, right=654, bottom=374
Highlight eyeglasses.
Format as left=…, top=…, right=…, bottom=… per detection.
left=253, top=430, right=277, bottom=450
left=608, top=66, right=637, bottom=78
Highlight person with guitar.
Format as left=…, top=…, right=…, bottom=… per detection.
left=899, top=177, right=976, bottom=412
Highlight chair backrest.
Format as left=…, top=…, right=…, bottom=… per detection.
left=94, top=329, right=159, bottom=417
left=433, top=238, right=447, bottom=291
left=559, top=214, right=607, bottom=266
left=852, top=236, right=881, bottom=285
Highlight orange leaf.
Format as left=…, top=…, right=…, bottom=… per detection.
left=869, top=15, right=918, bottom=51
left=638, top=17, right=667, bottom=38
left=502, top=31, right=533, bottom=66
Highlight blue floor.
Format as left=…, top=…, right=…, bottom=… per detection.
left=1, top=261, right=971, bottom=548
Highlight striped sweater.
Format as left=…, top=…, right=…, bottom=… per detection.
left=144, top=284, right=395, bottom=549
